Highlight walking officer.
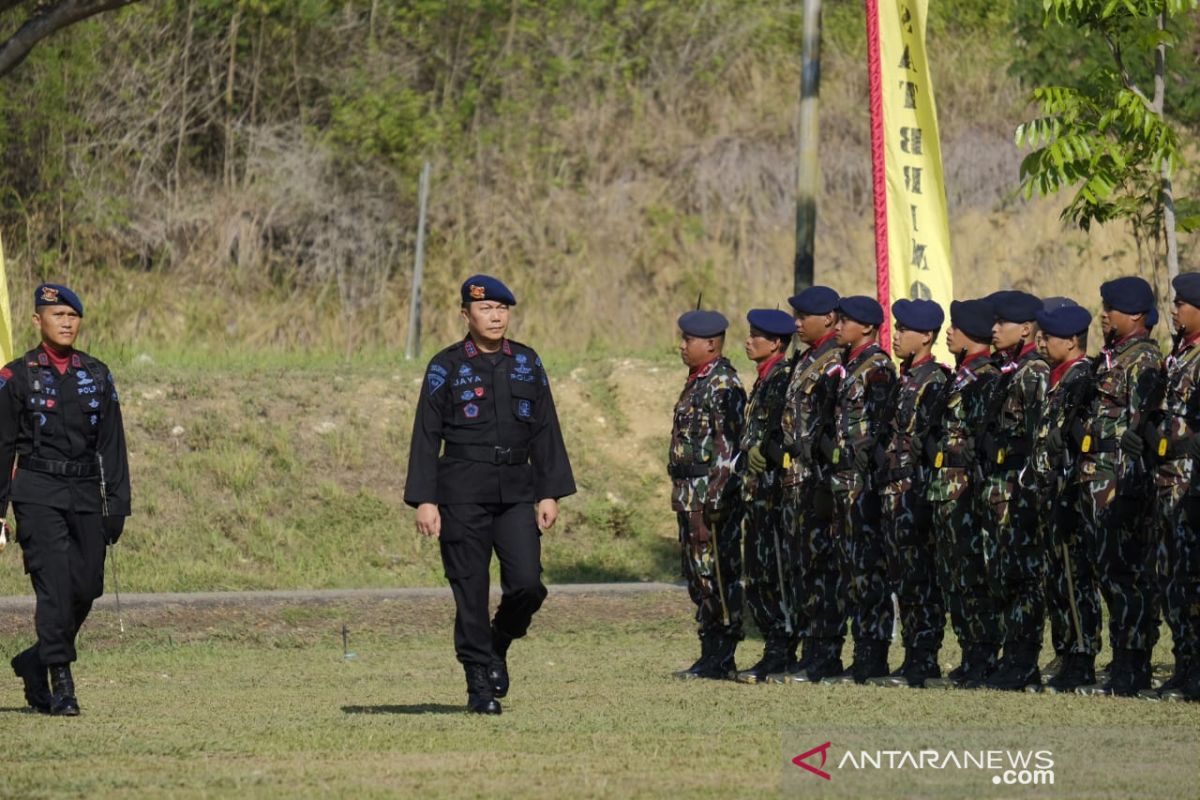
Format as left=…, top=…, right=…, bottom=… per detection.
left=1, top=283, right=131, bottom=716
left=669, top=309, right=746, bottom=680
left=405, top=275, right=576, bottom=715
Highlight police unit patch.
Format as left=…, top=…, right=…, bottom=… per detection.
left=460, top=389, right=475, bottom=401
left=426, top=371, right=446, bottom=395
left=463, top=403, right=480, bottom=419
left=517, top=399, right=532, bottom=419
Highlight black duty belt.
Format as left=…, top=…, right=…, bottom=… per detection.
left=20, top=456, right=98, bottom=477
left=668, top=463, right=710, bottom=479
left=1156, top=437, right=1191, bottom=460
left=885, top=467, right=915, bottom=483
left=932, top=451, right=972, bottom=470
left=443, top=445, right=530, bottom=465
left=1078, top=436, right=1119, bottom=455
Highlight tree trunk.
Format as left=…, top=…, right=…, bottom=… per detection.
left=793, top=0, right=822, bottom=293
left=1155, top=10, right=1178, bottom=321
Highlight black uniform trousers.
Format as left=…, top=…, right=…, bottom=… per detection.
left=14, top=502, right=106, bottom=666
left=439, top=502, right=547, bottom=668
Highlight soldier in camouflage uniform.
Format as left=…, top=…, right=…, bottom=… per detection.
left=1075, top=278, right=1163, bottom=696
left=668, top=309, right=747, bottom=680
left=735, top=309, right=797, bottom=683
left=976, top=291, right=1050, bottom=691
left=1035, top=303, right=1104, bottom=692
left=1146, top=272, right=1200, bottom=702
left=821, top=296, right=897, bottom=685
left=772, top=286, right=847, bottom=683
left=871, top=299, right=949, bottom=689
left=925, top=299, right=1003, bottom=688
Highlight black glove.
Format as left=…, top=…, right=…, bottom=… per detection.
left=1046, top=427, right=1065, bottom=456
left=103, top=515, right=125, bottom=545
left=1120, top=427, right=1145, bottom=458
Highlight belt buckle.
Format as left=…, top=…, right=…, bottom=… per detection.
left=1081, top=434, right=1092, bottom=453
left=996, top=448, right=1006, bottom=466
left=493, top=446, right=512, bottom=465
left=1159, top=437, right=1169, bottom=458
left=934, top=452, right=944, bottom=469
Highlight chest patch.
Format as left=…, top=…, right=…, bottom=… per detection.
left=463, top=402, right=480, bottom=419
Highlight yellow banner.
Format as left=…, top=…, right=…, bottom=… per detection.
left=870, top=0, right=954, bottom=362
left=0, top=232, right=11, bottom=364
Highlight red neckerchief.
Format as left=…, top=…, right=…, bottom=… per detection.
left=1184, top=330, right=1200, bottom=347
left=959, top=349, right=991, bottom=372
left=40, top=343, right=71, bottom=376
left=756, top=352, right=785, bottom=382
left=688, top=358, right=719, bottom=382
left=807, top=330, right=838, bottom=353
left=846, top=341, right=874, bottom=363
left=905, top=354, right=934, bottom=374
left=1017, top=341, right=1038, bottom=360
left=1050, top=355, right=1086, bottom=389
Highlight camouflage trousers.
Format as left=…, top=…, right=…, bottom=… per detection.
left=833, top=476, right=893, bottom=643
left=932, top=490, right=1002, bottom=648
left=882, top=484, right=944, bottom=652
left=784, top=479, right=844, bottom=641
left=1159, top=494, right=1200, bottom=661
left=677, top=509, right=744, bottom=635
left=1044, top=486, right=1102, bottom=656
left=742, top=477, right=798, bottom=642
left=983, top=476, right=1045, bottom=647
left=1078, top=479, right=1160, bottom=652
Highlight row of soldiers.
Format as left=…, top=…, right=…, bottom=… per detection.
left=667, top=274, right=1200, bottom=700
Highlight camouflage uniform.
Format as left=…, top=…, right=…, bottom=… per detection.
left=1077, top=333, right=1163, bottom=654
left=880, top=357, right=949, bottom=655
left=669, top=357, right=747, bottom=638
left=1153, top=334, right=1200, bottom=684
left=1035, top=357, right=1103, bottom=659
left=829, top=343, right=897, bottom=661
left=978, top=345, right=1050, bottom=654
left=739, top=354, right=795, bottom=643
left=779, top=334, right=846, bottom=661
left=926, top=352, right=1003, bottom=662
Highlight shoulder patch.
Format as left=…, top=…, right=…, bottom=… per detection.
left=426, top=363, right=448, bottom=395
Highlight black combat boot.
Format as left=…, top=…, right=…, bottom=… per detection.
left=1042, top=652, right=1066, bottom=680
left=1045, top=653, right=1096, bottom=694
left=1078, top=648, right=1151, bottom=697
left=766, top=637, right=807, bottom=684
left=695, top=631, right=738, bottom=680
left=825, top=639, right=889, bottom=685
left=792, top=638, right=844, bottom=683
left=735, top=637, right=789, bottom=684
left=489, top=626, right=512, bottom=698
left=11, top=649, right=51, bottom=714
left=1145, top=655, right=1191, bottom=700
left=1155, top=657, right=1199, bottom=702
left=464, top=663, right=502, bottom=715
left=874, top=646, right=940, bottom=688
left=953, top=643, right=999, bottom=689
left=673, top=631, right=714, bottom=680
left=983, top=641, right=1041, bottom=692
left=48, top=664, right=79, bottom=717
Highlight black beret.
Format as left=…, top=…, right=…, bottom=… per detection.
left=678, top=310, right=729, bottom=338
left=461, top=274, right=517, bottom=305
left=892, top=298, right=944, bottom=332
left=788, top=286, right=840, bottom=315
left=993, top=290, right=1041, bottom=323
left=1174, top=272, right=1200, bottom=307
left=837, top=295, right=884, bottom=326
left=1100, top=276, right=1154, bottom=314
left=950, top=299, right=995, bottom=342
left=34, top=283, right=84, bottom=317
left=1041, top=296, right=1079, bottom=312
left=746, top=309, right=796, bottom=338
left=1036, top=305, right=1092, bottom=339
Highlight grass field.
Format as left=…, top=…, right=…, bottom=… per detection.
left=0, top=591, right=1196, bottom=799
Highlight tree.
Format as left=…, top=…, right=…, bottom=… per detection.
left=1014, top=0, right=1199, bottom=300
left=0, top=0, right=139, bottom=78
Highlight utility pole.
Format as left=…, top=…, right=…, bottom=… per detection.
left=405, top=161, right=431, bottom=360
left=793, top=0, right=822, bottom=293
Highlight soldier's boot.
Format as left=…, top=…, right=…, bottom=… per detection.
left=488, top=626, right=512, bottom=699
left=673, top=631, right=715, bottom=680
left=1145, top=655, right=1192, bottom=700
left=1077, top=648, right=1151, bottom=697
left=983, top=641, right=1041, bottom=692
left=765, top=638, right=803, bottom=684
left=791, top=638, right=844, bottom=683
left=10, top=648, right=51, bottom=714
left=735, top=637, right=789, bottom=684
left=954, top=643, right=999, bottom=689
left=1042, top=652, right=1066, bottom=680
left=888, top=648, right=915, bottom=679
left=695, top=631, right=738, bottom=680
left=823, top=639, right=889, bottom=685
left=48, top=664, right=79, bottom=717
left=1158, top=658, right=1200, bottom=702
left=1045, top=653, right=1096, bottom=694
left=874, top=646, right=941, bottom=688
left=464, top=663, right=502, bottom=715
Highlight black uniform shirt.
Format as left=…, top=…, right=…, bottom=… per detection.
left=0, top=345, right=131, bottom=516
left=404, top=336, right=576, bottom=507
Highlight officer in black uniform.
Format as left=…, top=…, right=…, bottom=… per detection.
left=404, top=275, right=575, bottom=715
left=0, top=283, right=131, bottom=716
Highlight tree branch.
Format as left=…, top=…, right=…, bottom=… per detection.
left=1100, top=29, right=1154, bottom=110
left=0, top=0, right=140, bottom=78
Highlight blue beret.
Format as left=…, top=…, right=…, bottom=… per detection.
left=1147, top=307, right=1159, bottom=328
left=747, top=309, right=796, bottom=338
left=892, top=298, right=944, bottom=332
left=1100, top=276, right=1154, bottom=314
left=34, top=283, right=83, bottom=317
left=461, top=274, right=516, bottom=306
left=837, top=295, right=884, bottom=327
left=993, top=291, right=1041, bottom=323
left=1036, top=305, right=1092, bottom=339
left=1174, top=273, right=1200, bottom=307
left=950, top=299, right=995, bottom=342
left=678, top=310, right=728, bottom=338
left=1041, top=296, right=1079, bottom=312
left=788, top=286, right=839, bottom=315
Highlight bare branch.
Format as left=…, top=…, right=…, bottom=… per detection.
left=0, top=0, right=140, bottom=78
